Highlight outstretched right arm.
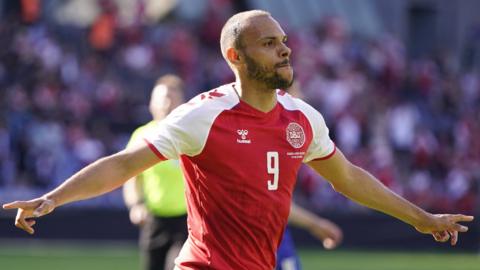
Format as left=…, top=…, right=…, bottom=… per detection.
left=2, top=143, right=161, bottom=234
left=45, top=143, right=160, bottom=207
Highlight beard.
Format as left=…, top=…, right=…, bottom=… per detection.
left=243, top=53, right=294, bottom=90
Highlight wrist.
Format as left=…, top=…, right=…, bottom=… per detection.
left=43, top=194, right=59, bottom=208
left=411, top=210, right=435, bottom=229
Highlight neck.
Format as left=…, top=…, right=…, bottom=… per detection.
left=234, top=78, right=277, bottom=113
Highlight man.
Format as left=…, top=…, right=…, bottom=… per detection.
left=3, top=10, right=473, bottom=270
left=124, top=76, right=339, bottom=270
left=123, top=75, right=187, bottom=270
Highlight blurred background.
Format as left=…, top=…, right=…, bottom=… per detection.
left=0, top=0, right=479, bottom=269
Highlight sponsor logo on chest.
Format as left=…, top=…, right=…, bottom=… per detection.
left=236, top=129, right=251, bottom=144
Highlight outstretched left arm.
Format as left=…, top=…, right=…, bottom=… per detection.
left=307, top=148, right=474, bottom=245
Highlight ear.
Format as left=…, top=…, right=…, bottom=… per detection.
left=226, top=47, right=241, bottom=65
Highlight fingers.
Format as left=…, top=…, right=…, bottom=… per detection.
left=451, top=215, right=474, bottom=223
left=451, top=223, right=469, bottom=233
left=444, top=215, right=470, bottom=232
left=431, top=216, right=467, bottom=245
left=15, top=209, right=34, bottom=234
left=432, top=230, right=460, bottom=246
left=432, top=231, right=449, bottom=242
left=323, top=238, right=337, bottom=250
left=329, top=228, right=343, bottom=247
left=323, top=231, right=342, bottom=250
left=432, top=232, right=440, bottom=241
left=4, top=198, right=54, bottom=235
left=26, top=219, right=37, bottom=227
left=129, top=205, right=148, bottom=226
left=446, top=215, right=473, bottom=234
left=321, top=227, right=343, bottom=250
left=431, top=214, right=473, bottom=234
left=448, top=230, right=458, bottom=246
left=3, top=201, right=29, bottom=210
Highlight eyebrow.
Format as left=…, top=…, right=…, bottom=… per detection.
left=257, top=35, right=288, bottom=42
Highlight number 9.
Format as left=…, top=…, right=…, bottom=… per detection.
left=267, top=151, right=279, bottom=190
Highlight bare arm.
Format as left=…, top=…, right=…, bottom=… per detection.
left=307, top=148, right=473, bottom=245
left=123, top=175, right=145, bottom=209
left=47, top=145, right=158, bottom=207
left=2, top=143, right=161, bottom=234
left=123, top=175, right=150, bottom=226
left=289, top=203, right=343, bottom=249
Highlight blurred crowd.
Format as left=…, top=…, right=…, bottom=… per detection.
left=293, top=17, right=480, bottom=215
left=0, top=1, right=478, bottom=213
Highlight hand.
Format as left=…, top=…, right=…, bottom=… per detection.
left=308, top=218, right=343, bottom=250
left=129, top=204, right=149, bottom=226
left=2, top=197, right=56, bottom=234
left=415, top=214, right=474, bottom=246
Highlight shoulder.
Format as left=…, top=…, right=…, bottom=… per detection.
left=167, top=83, right=239, bottom=123
left=276, top=90, right=325, bottom=124
left=277, top=91, right=335, bottom=162
left=152, top=83, right=239, bottom=157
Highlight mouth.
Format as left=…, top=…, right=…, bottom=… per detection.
left=275, top=60, right=291, bottom=68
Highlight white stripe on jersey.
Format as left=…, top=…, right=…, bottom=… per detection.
left=147, top=84, right=334, bottom=162
left=146, top=84, right=239, bottom=159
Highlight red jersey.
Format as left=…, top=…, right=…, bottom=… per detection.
left=145, top=83, right=335, bottom=270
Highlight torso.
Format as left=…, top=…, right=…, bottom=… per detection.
left=146, top=83, right=334, bottom=270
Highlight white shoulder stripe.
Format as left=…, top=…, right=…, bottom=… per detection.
left=147, top=84, right=239, bottom=159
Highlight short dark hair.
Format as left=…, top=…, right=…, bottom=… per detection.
left=219, top=10, right=271, bottom=61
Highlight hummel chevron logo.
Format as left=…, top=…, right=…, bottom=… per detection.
left=236, top=129, right=251, bottom=144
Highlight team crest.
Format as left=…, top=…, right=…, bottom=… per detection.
left=286, top=122, right=305, bottom=148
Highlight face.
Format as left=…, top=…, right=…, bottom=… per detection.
left=149, top=85, right=184, bottom=119
left=238, top=16, right=293, bottom=89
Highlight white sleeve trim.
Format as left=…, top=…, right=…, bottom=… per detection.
left=145, top=85, right=239, bottom=159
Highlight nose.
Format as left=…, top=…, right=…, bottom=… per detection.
left=279, top=43, right=291, bottom=59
